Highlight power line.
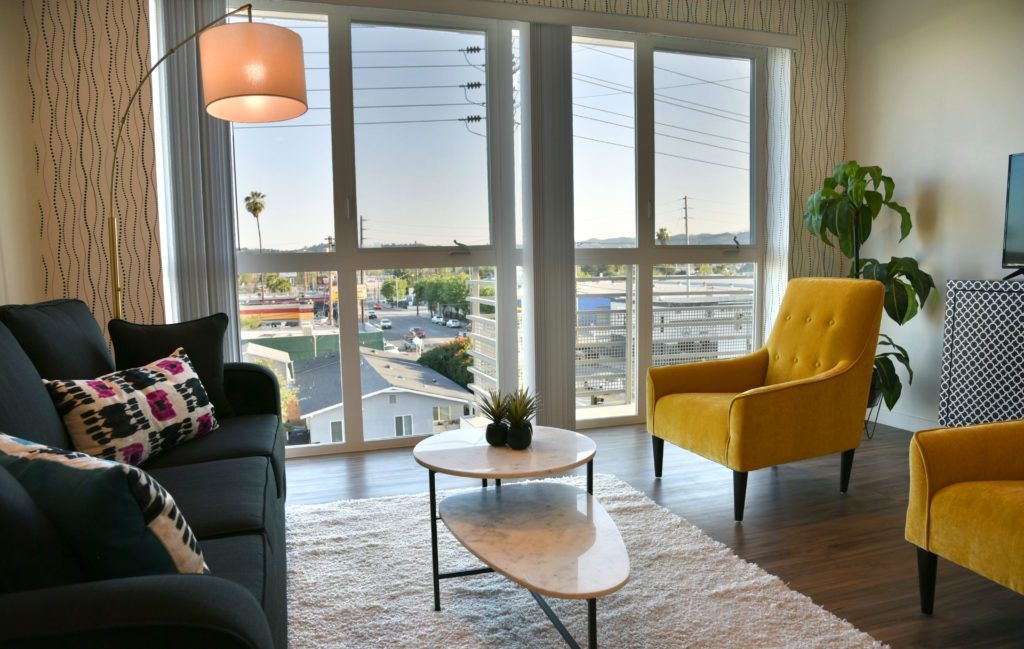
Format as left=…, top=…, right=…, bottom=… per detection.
left=353, top=64, right=482, bottom=69
left=355, top=102, right=481, bottom=109
left=353, top=83, right=485, bottom=91
left=573, top=134, right=748, bottom=171
left=574, top=103, right=748, bottom=143
left=574, top=113, right=749, bottom=156
left=572, top=75, right=749, bottom=124
left=574, top=43, right=750, bottom=94
left=573, top=72, right=749, bottom=120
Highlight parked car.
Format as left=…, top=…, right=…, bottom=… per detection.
left=446, top=319, right=462, bottom=328
left=431, top=314, right=445, bottom=324
left=409, top=327, right=426, bottom=338
left=380, top=318, right=392, bottom=329
left=383, top=342, right=399, bottom=352
left=368, top=312, right=377, bottom=319
left=373, top=304, right=383, bottom=310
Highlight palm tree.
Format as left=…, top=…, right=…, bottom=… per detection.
left=244, top=191, right=267, bottom=303
left=656, top=227, right=670, bottom=245
left=244, top=191, right=267, bottom=253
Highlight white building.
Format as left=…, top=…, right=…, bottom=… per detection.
left=296, top=349, right=476, bottom=444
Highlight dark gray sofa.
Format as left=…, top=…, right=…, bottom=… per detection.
left=0, top=300, right=287, bottom=649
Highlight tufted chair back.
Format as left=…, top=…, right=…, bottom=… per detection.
left=764, top=278, right=885, bottom=386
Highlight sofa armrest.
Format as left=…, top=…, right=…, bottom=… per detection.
left=0, top=574, right=274, bottom=649
left=224, top=362, right=281, bottom=418
left=727, top=360, right=864, bottom=471
left=646, top=349, right=769, bottom=433
left=906, top=420, right=1024, bottom=549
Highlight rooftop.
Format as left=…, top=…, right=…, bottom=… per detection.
left=296, top=348, right=473, bottom=417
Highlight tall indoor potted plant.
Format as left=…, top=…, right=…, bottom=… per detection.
left=803, top=161, right=936, bottom=410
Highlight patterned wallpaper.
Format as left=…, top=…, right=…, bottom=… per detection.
left=23, top=0, right=164, bottom=326
left=489, top=0, right=848, bottom=280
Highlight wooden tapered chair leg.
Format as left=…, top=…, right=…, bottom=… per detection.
left=917, top=548, right=938, bottom=615
left=733, top=471, right=748, bottom=522
left=840, top=449, right=855, bottom=493
left=652, top=436, right=664, bottom=478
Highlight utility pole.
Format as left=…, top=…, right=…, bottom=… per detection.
left=683, top=195, right=690, bottom=245
left=683, top=195, right=691, bottom=293
left=359, top=216, right=366, bottom=325
left=325, top=236, right=334, bottom=326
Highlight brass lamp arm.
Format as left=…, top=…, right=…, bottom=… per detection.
left=107, top=3, right=253, bottom=320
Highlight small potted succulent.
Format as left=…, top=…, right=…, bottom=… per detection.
left=480, top=389, right=508, bottom=447
left=505, top=387, right=540, bottom=451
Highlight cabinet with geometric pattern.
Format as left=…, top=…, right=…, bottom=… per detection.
left=938, top=280, right=1024, bottom=427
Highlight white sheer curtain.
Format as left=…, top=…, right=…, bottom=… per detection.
left=153, top=0, right=240, bottom=359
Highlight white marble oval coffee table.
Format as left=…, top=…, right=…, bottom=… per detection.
left=413, top=426, right=596, bottom=480
left=413, top=427, right=627, bottom=649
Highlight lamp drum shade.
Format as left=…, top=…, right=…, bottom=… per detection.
left=199, top=22, right=307, bottom=123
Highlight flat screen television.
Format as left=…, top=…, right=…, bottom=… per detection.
left=1003, top=153, right=1024, bottom=268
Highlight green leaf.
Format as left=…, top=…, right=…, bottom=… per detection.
left=885, top=280, right=919, bottom=324
left=874, top=355, right=903, bottom=410
left=859, top=258, right=888, bottom=283
left=847, top=177, right=867, bottom=206
left=843, top=160, right=860, bottom=180
left=861, top=165, right=882, bottom=186
left=835, top=200, right=855, bottom=257
left=881, top=175, right=895, bottom=202
left=886, top=201, right=913, bottom=241
left=858, top=205, right=873, bottom=246
left=865, top=190, right=883, bottom=218
left=877, top=333, right=913, bottom=384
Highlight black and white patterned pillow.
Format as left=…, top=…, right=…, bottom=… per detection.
left=0, top=434, right=207, bottom=577
left=43, top=348, right=218, bottom=465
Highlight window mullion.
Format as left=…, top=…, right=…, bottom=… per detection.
left=635, top=38, right=655, bottom=425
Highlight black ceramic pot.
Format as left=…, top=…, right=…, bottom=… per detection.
left=506, top=423, right=533, bottom=450
left=485, top=422, right=508, bottom=446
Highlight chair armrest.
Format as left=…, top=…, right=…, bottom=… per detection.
left=0, top=574, right=274, bottom=649
left=727, top=360, right=865, bottom=471
left=906, top=420, right=1024, bottom=549
left=224, top=362, right=281, bottom=418
left=646, top=349, right=769, bottom=432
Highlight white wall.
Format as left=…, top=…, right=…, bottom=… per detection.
left=0, top=1, right=42, bottom=305
left=307, top=391, right=470, bottom=444
left=847, top=0, right=1024, bottom=430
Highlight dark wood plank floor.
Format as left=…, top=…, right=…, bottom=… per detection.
left=285, top=424, right=1024, bottom=648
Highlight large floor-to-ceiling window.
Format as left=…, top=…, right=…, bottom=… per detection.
left=229, top=3, right=767, bottom=454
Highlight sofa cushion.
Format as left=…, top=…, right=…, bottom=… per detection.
left=0, top=465, right=81, bottom=592
left=142, top=414, right=283, bottom=493
left=0, top=321, right=70, bottom=448
left=0, top=299, right=114, bottom=379
left=109, top=313, right=234, bottom=418
left=202, top=531, right=287, bottom=649
left=149, top=456, right=281, bottom=550
left=929, top=480, right=1024, bottom=595
left=0, top=435, right=207, bottom=579
left=201, top=534, right=268, bottom=607
left=44, top=348, right=219, bottom=466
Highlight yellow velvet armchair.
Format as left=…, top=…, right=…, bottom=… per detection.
left=647, top=277, right=884, bottom=521
left=906, top=421, right=1024, bottom=614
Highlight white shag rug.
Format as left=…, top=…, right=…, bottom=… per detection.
left=286, top=475, right=885, bottom=648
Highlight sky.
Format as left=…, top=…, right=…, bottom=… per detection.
left=231, top=16, right=752, bottom=252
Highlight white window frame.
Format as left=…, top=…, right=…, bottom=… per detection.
left=232, top=2, right=771, bottom=454
left=571, top=28, right=767, bottom=429
left=238, top=3, right=519, bottom=457
left=395, top=414, right=413, bottom=437
left=330, top=420, right=346, bottom=443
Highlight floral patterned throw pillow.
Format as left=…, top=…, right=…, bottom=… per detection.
left=44, top=348, right=218, bottom=465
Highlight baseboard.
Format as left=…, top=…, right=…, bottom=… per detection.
left=873, top=408, right=939, bottom=433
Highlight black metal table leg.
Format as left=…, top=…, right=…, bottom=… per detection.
left=482, top=478, right=488, bottom=487
left=587, top=460, right=593, bottom=495
left=495, top=478, right=501, bottom=487
left=588, top=598, right=597, bottom=649
left=429, top=470, right=440, bottom=611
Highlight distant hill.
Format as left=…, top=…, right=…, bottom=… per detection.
left=576, top=231, right=749, bottom=248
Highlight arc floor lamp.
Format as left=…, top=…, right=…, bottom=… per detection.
left=108, top=3, right=307, bottom=319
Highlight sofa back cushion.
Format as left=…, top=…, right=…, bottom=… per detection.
left=0, top=465, right=81, bottom=592
left=0, top=321, right=71, bottom=448
left=0, top=299, right=114, bottom=379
